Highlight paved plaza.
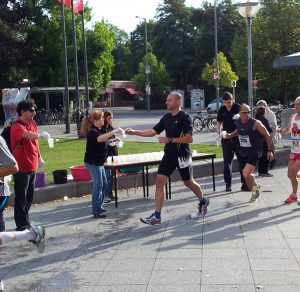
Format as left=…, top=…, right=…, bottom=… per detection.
left=2, top=166, right=300, bottom=291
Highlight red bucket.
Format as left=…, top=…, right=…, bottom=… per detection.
left=69, top=165, right=91, bottom=181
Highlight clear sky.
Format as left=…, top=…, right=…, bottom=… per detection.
left=87, top=0, right=213, bottom=33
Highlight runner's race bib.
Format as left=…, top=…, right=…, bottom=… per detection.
left=178, top=156, right=192, bottom=169
left=291, top=140, right=300, bottom=152
left=238, top=135, right=252, bottom=148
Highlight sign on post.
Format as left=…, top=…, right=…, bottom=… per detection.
left=231, top=80, right=237, bottom=100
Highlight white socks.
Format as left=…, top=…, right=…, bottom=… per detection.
left=0, top=229, right=34, bottom=245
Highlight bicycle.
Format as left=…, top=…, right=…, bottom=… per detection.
left=193, top=112, right=217, bottom=132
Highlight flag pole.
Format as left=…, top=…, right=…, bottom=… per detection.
left=81, top=9, right=89, bottom=113
left=60, top=1, right=70, bottom=134
left=71, top=0, right=81, bottom=136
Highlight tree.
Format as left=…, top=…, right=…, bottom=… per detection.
left=87, top=21, right=114, bottom=97
left=231, top=0, right=300, bottom=104
left=133, top=52, right=171, bottom=99
left=152, top=0, right=195, bottom=89
left=201, top=51, right=238, bottom=89
left=108, top=25, right=133, bottom=81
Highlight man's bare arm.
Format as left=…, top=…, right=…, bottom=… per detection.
left=125, top=128, right=157, bottom=137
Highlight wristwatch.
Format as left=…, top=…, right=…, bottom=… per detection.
left=168, top=138, right=173, bottom=143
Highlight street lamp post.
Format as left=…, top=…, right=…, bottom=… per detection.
left=214, top=0, right=220, bottom=111
left=136, top=16, right=150, bottom=111
left=236, top=1, right=260, bottom=116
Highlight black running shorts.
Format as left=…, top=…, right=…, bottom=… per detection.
left=157, top=154, right=193, bottom=181
left=238, top=155, right=259, bottom=168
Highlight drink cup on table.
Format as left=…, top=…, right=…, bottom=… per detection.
left=47, top=138, right=54, bottom=148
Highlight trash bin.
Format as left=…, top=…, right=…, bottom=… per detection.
left=53, top=170, right=68, bottom=184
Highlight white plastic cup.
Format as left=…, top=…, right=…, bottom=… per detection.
left=47, top=138, right=54, bottom=148
left=193, top=150, right=197, bottom=155
left=117, top=140, right=124, bottom=148
left=107, top=157, right=112, bottom=163
left=221, top=131, right=227, bottom=139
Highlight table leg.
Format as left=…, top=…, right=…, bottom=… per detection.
left=168, top=177, right=171, bottom=199
left=113, top=169, right=118, bottom=208
left=165, top=183, right=168, bottom=200
left=146, top=165, right=149, bottom=197
left=142, top=166, right=146, bottom=197
left=212, top=158, right=215, bottom=191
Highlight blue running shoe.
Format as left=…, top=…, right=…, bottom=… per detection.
left=140, top=213, right=161, bottom=225
left=198, top=197, right=210, bottom=216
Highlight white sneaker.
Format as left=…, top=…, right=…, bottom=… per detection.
left=0, top=279, right=4, bottom=291
left=29, top=225, right=46, bottom=253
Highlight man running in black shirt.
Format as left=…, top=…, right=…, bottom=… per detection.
left=125, top=92, right=209, bottom=225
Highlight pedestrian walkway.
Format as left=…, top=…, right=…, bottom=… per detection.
left=1, top=166, right=300, bottom=291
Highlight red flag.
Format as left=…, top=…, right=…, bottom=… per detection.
left=57, top=0, right=71, bottom=6
left=73, top=0, right=84, bottom=14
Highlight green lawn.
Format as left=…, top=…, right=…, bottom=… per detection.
left=38, top=138, right=222, bottom=183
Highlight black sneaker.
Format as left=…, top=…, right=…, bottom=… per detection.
left=241, top=183, right=251, bottom=192
left=225, top=184, right=232, bottom=192
left=94, top=213, right=106, bottom=218
left=260, top=173, right=273, bottom=177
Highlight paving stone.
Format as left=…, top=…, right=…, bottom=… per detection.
left=252, top=270, right=300, bottom=285
left=153, top=258, right=202, bottom=271
left=146, top=284, right=200, bottom=292
left=201, top=270, right=254, bottom=285
left=149, top=270, right=201, bottom=285
left=201, top=285, right=255, bottom=292
left=249, top=258, right=300, bottom=271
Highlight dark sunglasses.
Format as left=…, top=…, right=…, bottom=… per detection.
left=27, top=108, right=36, bottom=113
left=240, top=111, right=250, bottom=114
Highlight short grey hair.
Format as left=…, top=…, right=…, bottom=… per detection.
left=256, top=100, right=268, bottom=108
left=169, top=91, right=182, bottom=100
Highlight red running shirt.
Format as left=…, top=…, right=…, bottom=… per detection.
left=10, top=120, right=39, bottom=172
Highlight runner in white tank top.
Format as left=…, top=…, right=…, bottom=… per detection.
left=278, top=96, right=300, bottom=204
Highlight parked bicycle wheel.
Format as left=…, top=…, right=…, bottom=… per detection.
left=207, top=116, right=217, bottom=132
left=193, top=117, right=204, bottom=132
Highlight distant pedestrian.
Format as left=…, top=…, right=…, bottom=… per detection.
left=125, top=92, right=209, bottom=225
left=225, top=104, right=274, bottom=202
left=255, top=106, right=274, bottom=177
left=216, top=92, right=249, bottom=192
left=10, top=99, right=51, bottom=231
left=256, top=100, right=278, bottom=173
left=81, top=110, right=121, bottom=218
left=277, top=96, right=300, bottom=204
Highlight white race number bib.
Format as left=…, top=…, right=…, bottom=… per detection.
left=291, top=140, right=300, bottom=153
left=238, top=135, right=252, bottom=148
left=178, top=156, right=192, bottom=169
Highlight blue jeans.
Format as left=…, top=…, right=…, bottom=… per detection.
left=85, top=163, right=107, bottom=215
